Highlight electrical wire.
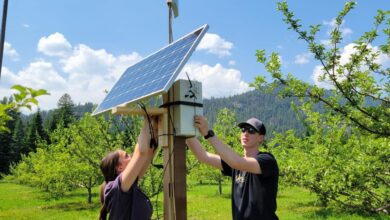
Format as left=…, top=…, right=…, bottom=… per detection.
left=154, top=105, right=177, bottom=220
left=136, top=101, right=177, bottom=220
left=137, top=102, right=158, bottom=150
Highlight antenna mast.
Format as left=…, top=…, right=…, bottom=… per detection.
left=167, top=0, right=178, bottom=44
left=0, top=0, right=9, bottom=80
left=165, top=1, right=184, bottom=220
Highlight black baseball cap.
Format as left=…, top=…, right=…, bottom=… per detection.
left=238, top=117, right=266, bottom=135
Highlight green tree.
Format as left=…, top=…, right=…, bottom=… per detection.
left=48, top=93, right=76, bottom=132
left=66, top=114, right=131, bottom=203
left=9, top=113, right=146, bottom=203
left=10, top=116, right=27, bottom=164
left=57, top=93, right=76, bottom=125
left=252, top=1, right=390, bottom=213
left=26, top=109, right=48, bottom=152
left=0, top=85, right=48, bottom=175
left=270, top=109, right=390, bottom=212
left=0, top=98, right=17, bottom=173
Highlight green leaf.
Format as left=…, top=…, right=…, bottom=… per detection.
left=255, top=49, right=267, bottom=63
left=11, top=84, right=27, bottom=93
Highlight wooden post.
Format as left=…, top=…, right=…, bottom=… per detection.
left=173, top=137, right=186, bottom=219
left=163, top=89, right=187, bottom=220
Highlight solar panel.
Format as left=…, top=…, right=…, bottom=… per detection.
left=92, top=24, right=209, bottom=115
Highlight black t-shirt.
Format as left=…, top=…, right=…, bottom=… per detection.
left=221, top=152, right=279, bottom=220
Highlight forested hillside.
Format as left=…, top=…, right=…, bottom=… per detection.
left=29, top=90, right=304, bottom=137
left=204, top=89, right=304, bottom=135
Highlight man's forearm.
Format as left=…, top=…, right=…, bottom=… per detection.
left=186, top=137, right=223, bottom=169
left=207, top=136, right=242, bottom=168
left=185, top=137, right=207, bottom=161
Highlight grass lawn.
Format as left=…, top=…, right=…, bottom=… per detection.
left=0, top=181, right=388, bottom=219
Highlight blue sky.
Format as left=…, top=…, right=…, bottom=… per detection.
left=1, top=0, right=389, bottom=110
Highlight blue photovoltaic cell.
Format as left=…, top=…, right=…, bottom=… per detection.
left=92, top=24, right=208, bottom=115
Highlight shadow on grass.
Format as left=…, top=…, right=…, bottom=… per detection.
left=286, top=200, right=318, bottom=209
left=41, top=201, right=100, bottom=211
left=37, top=190, right=99, bottom=202
left=64, top=191, right=99, bottom=198
left=218, top=193, right=231, bottom=199
left=190, top=182, right=228, bottom=186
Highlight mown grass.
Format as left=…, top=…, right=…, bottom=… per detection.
left=0, top=181, right=388, bottom=220
left=0, top=181, right=99, bottom=219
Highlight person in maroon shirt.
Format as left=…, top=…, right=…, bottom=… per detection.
left=99, top=116, right=158, bottom=220
left=186, top=116, right=279, bottom=220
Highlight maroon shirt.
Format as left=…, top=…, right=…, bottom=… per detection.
left=104, top=174, right=153, bottom=220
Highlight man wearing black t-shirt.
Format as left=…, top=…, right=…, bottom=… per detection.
left=186, top=116, right=279, bottom=220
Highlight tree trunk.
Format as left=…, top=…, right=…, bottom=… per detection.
left=87, top=177, right=92, bottom=204
left=218, top=179, right=222, bottom=195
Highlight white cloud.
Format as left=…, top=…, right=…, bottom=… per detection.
left=279, top=55, right=285, bottom=67
left=1, top=67, right=18, bottom=88
left=228, top=60, right=236, bottom=66
left=341, top=28, right=352, bottom=37
left=10, top=60, right=67, bottom=91
left=4, top=42, right=19, bottom=60
left=339, top=43, right=390, bottom=66
left=1, top=61, right=68, bottom=110
left=22, top=24, right=30, bottom=28
left=311, top=65, right=334, bottom=89
left=59, top=45, right=142, bottom=106
left=372, top=46, right=390, bottom=67
left=323, top=18, right=353, bottom=38
left=376, top=52, right=390, bottom=67
left=312, top=43, right=357, bottom=88
left=3, top=33, right=143, bottom=110
left=339, top=43, right=357, bottom=65
left=294, top=53, right=311, bottom=64
left=320, top=39, right=332, bottom=47
left=178, top=62, right=251, bottom=98
left=61, top=44, right=141, bottom=90
left=62, top=44, right=115, bottom=77
left=197, top=33, right=233, bottom=57
left=38, top=32, right=72, bottom=57
left=311, top=43, right=390, bottom=88
left=3, top=32, right=249, bottom=111
left=320, top=18, right=353, bottom=48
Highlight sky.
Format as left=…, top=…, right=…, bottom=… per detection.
left=0, top=0, right=389, bottom=111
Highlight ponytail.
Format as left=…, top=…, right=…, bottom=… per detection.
left=98, top=182, right=108, bottom=220
left=99, top=150, right=120, bottom=220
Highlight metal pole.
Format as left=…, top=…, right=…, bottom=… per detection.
left=168, top=2, right=173, bottom=43
left=0, top=0, right=8, bottom=80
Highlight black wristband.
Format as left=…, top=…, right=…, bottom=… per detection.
left=204, top=130, right=215, bottom=139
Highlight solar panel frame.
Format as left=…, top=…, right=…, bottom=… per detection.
left=92, top=24, right=208, bottom=115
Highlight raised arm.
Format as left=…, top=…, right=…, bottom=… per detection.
left=194, top=115, right=261, bottom=174
left=138, top=116, right=159, bottom=178
left=185, top=137, right=222, bottom=170
left=120, top=117, right=157, bottom=192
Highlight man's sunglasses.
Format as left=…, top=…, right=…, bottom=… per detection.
left=240, top=126, right=258, bottom=134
